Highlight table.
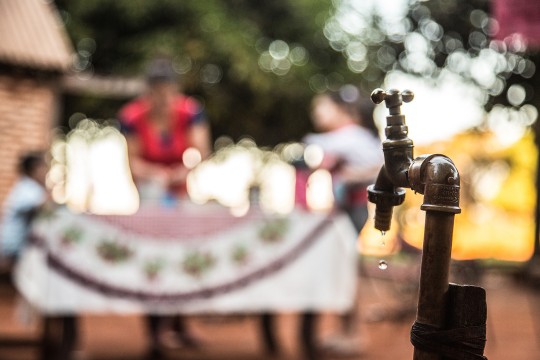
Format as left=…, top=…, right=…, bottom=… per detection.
left=14, top=203, right=358, bottom=358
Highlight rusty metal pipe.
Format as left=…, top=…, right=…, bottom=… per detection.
left=413, top=212, right=455, bottom=360
left=409, top=154, right=460, bottom=360
left=368, top=89, right=463, bottom=359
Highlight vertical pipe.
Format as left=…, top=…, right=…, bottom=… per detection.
left=533, top=119, right=540, bottom=259
left=533, top=146, right=540, bottom=257
left=413, top=211, right=455, bottom=360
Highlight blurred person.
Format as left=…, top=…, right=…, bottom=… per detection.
left=118, top=56, right=211, bottom=204
left=305, top=85, right=383, bottom=231
left=303, top=85, right=383, bottom=356
left=0, top=152, right=50, bottom=328
left=0, top=151, right=50, bottom=265
left=0, top=152, right=80, bottom=357
left=118, top=56, right=211, bottom=359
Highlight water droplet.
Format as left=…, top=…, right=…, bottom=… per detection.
left=378, top=259, right=388, bottom=270
left=381, top=230, right=386, bottom=236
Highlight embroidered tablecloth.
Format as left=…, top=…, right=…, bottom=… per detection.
left=15, top=204, right=358, bottom=315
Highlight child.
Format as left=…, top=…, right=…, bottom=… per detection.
left=0, top=151, right=49, bottom=264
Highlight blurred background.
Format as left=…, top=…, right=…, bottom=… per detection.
left=44, top=0, right=540, bottom=263
left=2, top=0, right=540, bottom=359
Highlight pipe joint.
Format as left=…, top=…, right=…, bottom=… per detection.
left=408, top=154, right=461, bottom=214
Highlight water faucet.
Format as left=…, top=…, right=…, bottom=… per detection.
left=367, top=89, right=414, bottom=231
left=367, top=89, right=485, bottom=360
left=368, top=89, right=461, bottom=232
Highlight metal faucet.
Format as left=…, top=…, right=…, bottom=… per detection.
left=368, top=89, right=460, bottom=232
left=368, top=89, right=486, bottom=360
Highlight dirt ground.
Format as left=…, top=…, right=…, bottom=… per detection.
left=0, top=261, right=539, bottom=360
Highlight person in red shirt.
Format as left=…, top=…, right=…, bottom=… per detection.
left=118, top=57, right=211, bottom=359
left=119, top=56, right=211, bottom=201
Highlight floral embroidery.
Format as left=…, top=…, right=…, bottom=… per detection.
left=61, top=226, right=83, bottom=247
left=182, top=250, right=216, bottom=278
left=231, top=244, right=249, bottom=265
left=97, top=240, right=133, bottom=263
left=258, top=218, right=289, bottom=243
left=143, top=258, right=166, bottom=281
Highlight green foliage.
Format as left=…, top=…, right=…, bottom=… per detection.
left=56, top=0, right=540, bottom=146
left=55, top=0, right=352, bottom=146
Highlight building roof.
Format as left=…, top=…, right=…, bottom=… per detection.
left=0, top=0, right=73, bottom=72
left=62, top=75, right=146, bottom=98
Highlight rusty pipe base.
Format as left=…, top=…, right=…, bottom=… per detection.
left=413, top=211, right=455, bottom=360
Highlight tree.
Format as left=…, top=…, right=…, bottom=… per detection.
left=55, top=0, right=359, bottom=146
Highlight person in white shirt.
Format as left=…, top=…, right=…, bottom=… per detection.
left=0, top=152, right=48, bottom=263
left=303, top=85, right=384, bottom=357
left=304, top=85, right=383, bottom=232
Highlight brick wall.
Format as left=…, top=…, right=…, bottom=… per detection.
left=0, top=73, right=57, bottom=206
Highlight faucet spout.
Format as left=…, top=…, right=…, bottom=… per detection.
left=367, top=165, right=406, bottom=232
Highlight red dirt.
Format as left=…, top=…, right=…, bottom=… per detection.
left=0, top=268, right=538, bottom=360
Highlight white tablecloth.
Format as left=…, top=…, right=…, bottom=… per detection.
left=15, top=204, right=358, bottom=315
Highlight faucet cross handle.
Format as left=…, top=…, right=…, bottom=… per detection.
left=371, top=88, right=414, bottom=115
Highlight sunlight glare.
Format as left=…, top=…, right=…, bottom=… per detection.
left=306, top=169, right=334, bottom=211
